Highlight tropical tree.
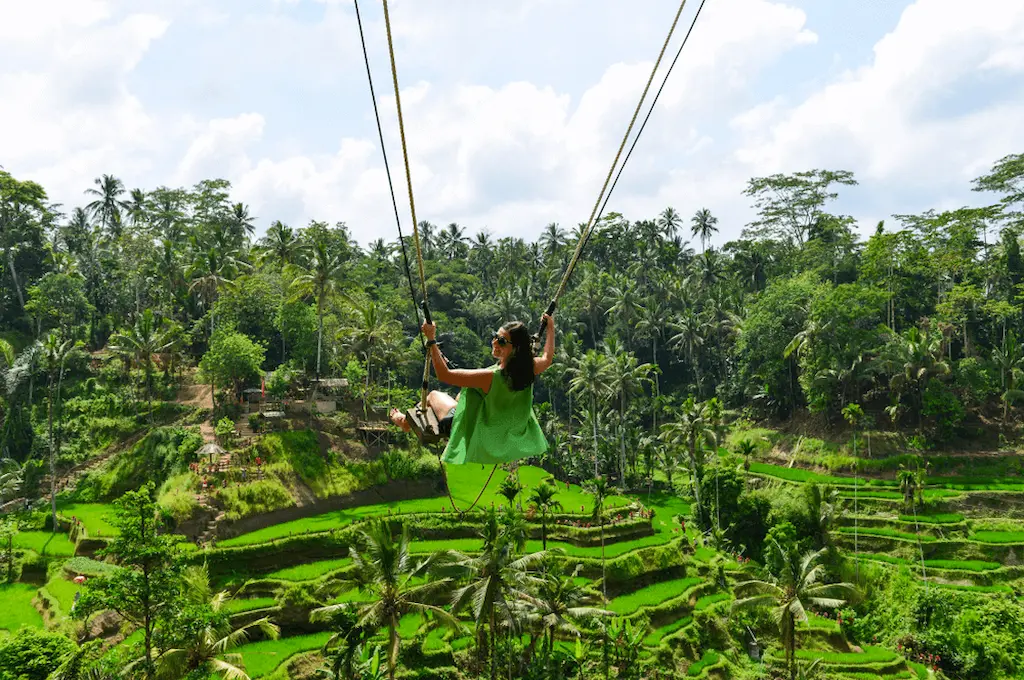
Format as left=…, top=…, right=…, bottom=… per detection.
left=585, top=476, right=612, bottom=600
left=732, top=543, right=857, bottom=680
left=154, top=564, right=280, bottom=680
left=528, top=481, right=562, bottom=550
left=449, top=508, right=545, bottom=680
left=659, top=397, right=718, bottom=530
left=108, top=310, right=176, bottom=418
left=568, top=350, right=612, bottom=476
left=290, top=239, right=346, bottom=380
left=313, top=519, right=459, bottom=680
left=691, top=208, right=719, bottom=252
left=42, top=332, right=81, bottom=530
left=992, top=330, right=1024, bottom=424
left=84, top=174, right=128, bottom=238
left=521, top=559, right=612, bottom=674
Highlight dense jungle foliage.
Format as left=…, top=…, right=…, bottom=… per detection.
left=1, top=152, right=1024, bottom=680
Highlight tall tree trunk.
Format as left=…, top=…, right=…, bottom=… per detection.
left=689, top=443, right=704, bottom=529
left=48, top=376, right=56, bottom=532
left=6, top=251, right=24, bottom=310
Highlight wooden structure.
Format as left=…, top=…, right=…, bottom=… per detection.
left=356, top=422, right=392, bottom=449
left=306, top=378, right=349, bottom=414
left=406, top=404, right=443, bottom=445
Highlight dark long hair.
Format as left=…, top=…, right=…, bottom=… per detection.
left=500, top=321, right=535, bottom=392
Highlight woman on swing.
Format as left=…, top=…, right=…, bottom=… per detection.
left=390, top=313, right=555, bottom=465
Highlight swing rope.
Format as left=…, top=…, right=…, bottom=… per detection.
left=352, top=0, right=422, bottom=347
left=357, top=0, right=701, bottom=514
left=543, top=0, right=691, bottom=333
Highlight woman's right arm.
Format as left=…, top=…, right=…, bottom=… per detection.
left=423, top=322, right=494, bottom=392
left=429, top=344, right=494, bottom=391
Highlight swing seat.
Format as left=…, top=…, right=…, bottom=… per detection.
left=406, top=404, right=444, bottom=445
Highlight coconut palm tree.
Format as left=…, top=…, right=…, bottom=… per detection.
left=84, top=174, right=129, bottom=238
left=42, top=332, right=81, bottom=531
left=603, top=349, right=653, bottom=487
left=449, top=509, right=546, bottom=680
left=520, top=559, right=612, bottom=674
left=108, top=310, right=176, bottom=419
left=657, top=207, right=682, bottom=241
left=659, top=398, right=718, bottom=530
left=260, top=220, right=300, bottom=270
left=568, top=350, right=612, bottom=477
left=310, top=603, right=373, bottom=680
left=528, top=481, right=562, bottom=550
left=690, top=208, right=719, bottom=252
left=992, top=330, right=1024, bottom=424
left=585, top=476, right=612, bottom=600
left=732, top=544, right=856, bottom=680
left=804, top=483, right=838, bottom=551
left=314, top=519, right=459, bottom=680
left=290, top=240, right=347, bottom=381
left=154, top=564, right=280, bottom=680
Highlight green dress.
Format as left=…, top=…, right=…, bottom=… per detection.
left=442, top=365, right=547, bottom=465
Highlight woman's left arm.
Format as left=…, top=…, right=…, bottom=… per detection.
left=534, top=313, right=555, bottom=375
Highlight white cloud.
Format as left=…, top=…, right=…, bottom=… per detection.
left=732, top=0, right=1024, bottom=230
left=2, top=0, right=1022, bottom=252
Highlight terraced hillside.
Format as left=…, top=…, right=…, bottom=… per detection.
left=5, top=451, right=982, bottom=680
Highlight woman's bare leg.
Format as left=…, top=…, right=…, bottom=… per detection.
left=425, top=390, right=458, bottom=419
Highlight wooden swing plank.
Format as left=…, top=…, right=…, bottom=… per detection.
left=406, top=404, right=442, bottom=444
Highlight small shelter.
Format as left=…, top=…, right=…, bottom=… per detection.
left=306, top=378, right=349, bottom=414
left=198, top=443, right=226, bottom=464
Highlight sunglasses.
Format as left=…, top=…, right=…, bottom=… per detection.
left=490, top=332, right=510, bottom=347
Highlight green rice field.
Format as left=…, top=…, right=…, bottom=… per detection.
left=0, top=584, right=44, bottom=631
left=606, top=577, right=703, bottom=614
left=13, top=531, right=76, bottom=556
left=264, top=558, right=351, bottom=581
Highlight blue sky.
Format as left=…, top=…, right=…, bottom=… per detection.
left=2, top=0, right=1023, bottom=247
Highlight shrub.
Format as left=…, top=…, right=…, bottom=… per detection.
left=214, top=479, right=294, bottom=520
left=157, top=473, right=200, bottom=524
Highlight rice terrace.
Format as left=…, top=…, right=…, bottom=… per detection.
left=2, top=0, right=1024, bottom=679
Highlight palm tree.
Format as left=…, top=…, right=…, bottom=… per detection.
left=568, top=350, right=612, bottom=476
left=657, top=207, right=682, bottom=241
left=521, top=559, right=612, bottom=673
left=311, top=603, right=373, bottom=680
left=84, top=174, right=128, bottom=238
left=125, top=188, right=148, bottom=229
left=497, top=473, right=523, bottom=508
left=42, top=332, right=81, bottom=531
left=290, top=240, right=346, bottom=381
left=449, top=509, right=545, bottom=680
left=668, top=308, right=707, bottom=390
left=227, top=202, right=256, bottom=243
left=732, top=544, right=856, bottom=680
left=659, top=397, right=718, bottom=530
left=528, top=481, right=562, bottom=550
left=585, top=476, right=612, bottom=600
left=690, top=208, right=718, bottom=252
left=107, top=310, right=175, bottom=419
left=260, top=220, right=300, bottom=269
left=539, top=223, right=566, bottom=263
left=188, top=245, right=243, bottom=338
left=343, top=297, right=401, bottom=416
left=804, top=483, right=838, bottom=551
left=879, top=323, right=950, bottom=425
left=635, top=296, right=668, bottom=406
left=314, top=519, right=459, bottom=680
left=603, top=349, right=653, bottom=486
left=992, top=330, right=1024, bottom=424
left=154, top=564, right=280, bottom=680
